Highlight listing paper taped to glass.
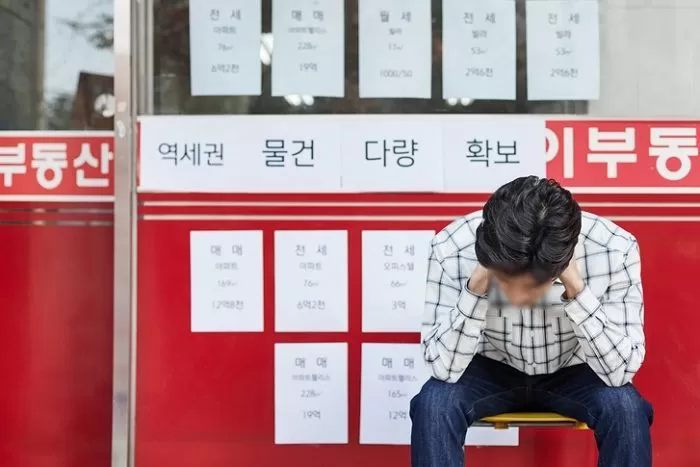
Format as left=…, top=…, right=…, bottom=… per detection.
left=442, top=0, right=517, bottom=100
left=271, top=0, right=345, bottom=97
left=189, top=0, right=262, bottom=96
left=358, top=0, right=432, bottom=98
left=526, top=0, right=600, bottom=100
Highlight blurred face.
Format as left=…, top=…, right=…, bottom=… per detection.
left=491, top=271, right=554, bottom=307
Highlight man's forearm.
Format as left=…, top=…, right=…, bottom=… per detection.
left=422, top=280, right=490, bottom=382
left=562, top=285, right=645, bottom=387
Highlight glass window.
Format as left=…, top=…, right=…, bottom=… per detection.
left=0, top=0, right=114, bottom=130
left=152, top=0, right=700, bottom=117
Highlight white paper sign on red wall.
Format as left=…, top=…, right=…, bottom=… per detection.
left=136, top=116, right=700, bottom=195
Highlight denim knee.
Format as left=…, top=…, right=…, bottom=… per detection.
left=410, top=378, right=467, bottom=425
left=589, top=385, right=653, bottom=428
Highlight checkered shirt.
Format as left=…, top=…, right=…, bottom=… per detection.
left=422, top=211, right=645, bottom=387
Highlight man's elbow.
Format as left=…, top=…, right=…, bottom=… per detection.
left=424, top=348, right=461, bottom=383
left=426, top=355, right=469, bottom=383
left=429, top=365, right=462, bottom=383
left=421, top=341, right=471, bottom=383
left=603, top=372, right=634, bottom=387
left=603, top=353, right=645, bottom=387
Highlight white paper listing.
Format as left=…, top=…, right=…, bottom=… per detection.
left=442, top=0, right=517, bottom=100
left=272, top=0, right=345, bottom=97
left=275, top=343, right=348, bottom=444
left=359, top=343, right=428, bottom=445
left=189, top=0, right=262, bottom=96
left=359, top=343, right=519, bottom=446
left=362, top=230, right=434, bottom=332
left=442, top=117, right=547, bottom=193
left=526, top=0, right=600, bottom=100
left=358, top=0, right=432, bottom=98
left=274, top=230, right=348, bottom=332
left=341, top=118, right=444, bottom=192
left=190, top=230, right=264, bottom=332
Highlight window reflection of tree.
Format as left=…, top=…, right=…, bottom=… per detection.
left=48, top=0, right=115, bottom=130
left=153, top=0, right=588, bottom=116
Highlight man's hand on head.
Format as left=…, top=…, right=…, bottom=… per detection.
left=467, top=264, right=492, bottom=297
left=559, top=256, right=585, bottom=300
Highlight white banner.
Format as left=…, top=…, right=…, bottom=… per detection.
left=442, top=117, right=547, bottom=192
left=138, top=115, right=548, bottom=193
left=340, top=117, right=444, bottom=192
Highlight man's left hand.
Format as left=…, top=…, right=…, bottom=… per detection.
left=559, top=256, right=586, bottom=300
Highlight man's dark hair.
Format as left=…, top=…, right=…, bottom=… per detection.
left=475, top=176, right=582, bottom=284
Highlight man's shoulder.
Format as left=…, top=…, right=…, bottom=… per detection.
left=431, top=211, right=483, bottom=260
left=580, top=211, right=638, bottom=254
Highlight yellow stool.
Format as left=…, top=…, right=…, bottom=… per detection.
left=476, top=412, right=589, bottom=430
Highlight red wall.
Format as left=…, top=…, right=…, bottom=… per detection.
left=0, top=204, right=113, bottom=467
left=135, top=193, right=700, bottom=467
left=0, top=195, right=696, bottom=466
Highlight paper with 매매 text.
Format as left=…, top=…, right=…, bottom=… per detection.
left=359, top=343, right=519, bottom=446
left=275, top=342, right=348, bottom=444
left=271, top=0, right=345, bottom=97
left=190, top=230, right=264, bottom=332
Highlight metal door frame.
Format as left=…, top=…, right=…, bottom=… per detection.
left=112, top=0, right=154, bottom=465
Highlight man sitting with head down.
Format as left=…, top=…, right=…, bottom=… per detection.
left=410, top=176, right=652, bottom=467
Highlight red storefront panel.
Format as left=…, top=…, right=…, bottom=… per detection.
left=0, top=132, right=114, bottom=467
left=133, top=118, right=700, bottom=467
left=135, top=195, right=700, bottom=467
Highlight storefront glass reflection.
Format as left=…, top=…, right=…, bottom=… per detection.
left=0, top=0, right=114, bottom=130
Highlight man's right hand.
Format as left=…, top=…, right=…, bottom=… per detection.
left=467, top=264, right=491, bottom=296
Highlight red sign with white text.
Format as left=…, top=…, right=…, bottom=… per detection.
left=545, top=120, right=700, bottom=192
left=0, top=132, right=114, bottom=201
left=3, top=122, right=700, bottom=200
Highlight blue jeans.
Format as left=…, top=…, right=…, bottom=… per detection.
left=410, top=355, right=653, bottom=467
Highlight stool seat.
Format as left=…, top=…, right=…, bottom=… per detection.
left=476, top=412, right=589, bottom=430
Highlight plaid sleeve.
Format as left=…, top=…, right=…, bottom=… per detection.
left=564, top=240, right=645, bottom=387
left=421, top=241, right=490, bottom=383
